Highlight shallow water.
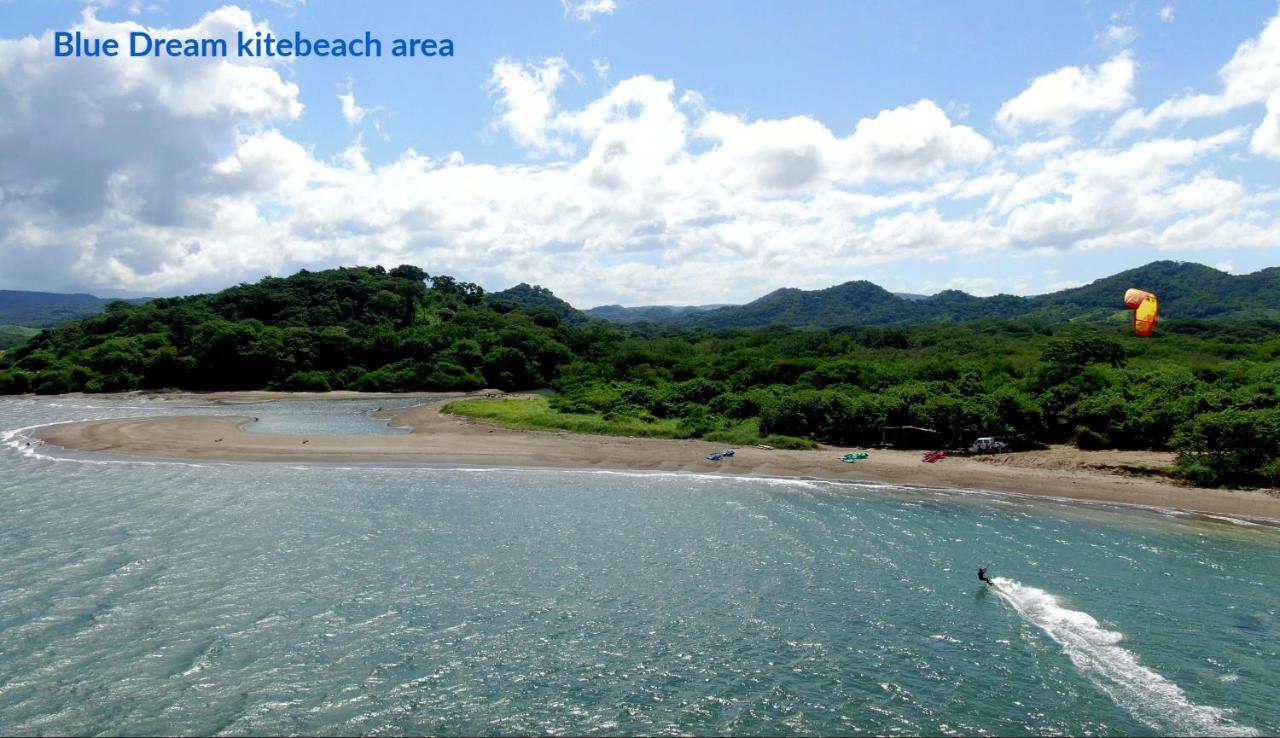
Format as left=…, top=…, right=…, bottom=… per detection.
left=241, top=397, right=422, bottom=436
left=1, top=397, right=1277, bottom=735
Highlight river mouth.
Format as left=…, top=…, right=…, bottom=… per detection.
left=2, top=396, right=1278, bottom=735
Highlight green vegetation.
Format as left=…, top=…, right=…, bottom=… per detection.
left=0, top=266, right=582, bottom=396
left=594, top=261, right=1280, bottom=329
left=444, top=396, right=818, bottom=448
left=444, top=396, right=685, bottom=437
left=0, top=325, right=38, bottom=351
left=2, top=263, right=1278, bottom=489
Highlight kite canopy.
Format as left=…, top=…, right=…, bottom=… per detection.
left=1123, top=288, right=1159, bottom=336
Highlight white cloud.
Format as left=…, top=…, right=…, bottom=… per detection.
left=1097, top=25, right=1138, bottom=45
left=1112, top=9, right=1280, bottom=137
left=486, top=57, right=575, bottom=155
left=997, top=52, right=1135, bottom=129
left=561, top=0, right=615, bottom=22
left=1250, top=90, right=1280, bottom=157
left=336, top=78, right=381, bottom=126
left=0, top=6, right=302, bottom=290
left=693, top=99, right=991, bottom=192
left=1011, top=136, right=1075, bottom=161
left=338, top=92, right=365, bottom=126
left=1, top=5, right=1279, bottom=304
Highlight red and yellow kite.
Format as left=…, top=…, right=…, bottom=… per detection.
left=1123, top=289, right=1159, bottom=336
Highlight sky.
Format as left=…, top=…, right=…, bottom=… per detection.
left=1, top=1, right=1279, bottom=306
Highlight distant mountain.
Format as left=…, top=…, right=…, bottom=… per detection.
left=487, top=283, right=589, bottom=324
left=582, top=262, right=1280, bottom=329
left=1027, top=261, right=1280, bottom=321
left=584, top=304, right=729, bottom=324
left=0, top=290, right=126, bottom=328
left=688, top=282, right=908, bottom=329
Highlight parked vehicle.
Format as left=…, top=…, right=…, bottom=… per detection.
left=969, top=437, right=1008, bottom=453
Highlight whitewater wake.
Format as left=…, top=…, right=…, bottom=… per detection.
left=990, top=577, right=1256, bottom=736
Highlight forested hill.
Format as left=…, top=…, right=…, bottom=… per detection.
left=591, top=261, right=1280, bottom=329
left=486, top=283, right=588, bottom=324
left=0, top=266, right=597, bottom=394
left=585, top=304, right=729, bottom=324
left=0, top=290, right=118, bottom=328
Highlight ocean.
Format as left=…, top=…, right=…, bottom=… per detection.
left=1, top=396, right=1277, bottom=736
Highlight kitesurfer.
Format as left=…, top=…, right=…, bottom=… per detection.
left=978, top=566, right=993, bottom=585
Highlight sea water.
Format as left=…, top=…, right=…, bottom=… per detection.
left=0, top=396, right=1277, bottom=736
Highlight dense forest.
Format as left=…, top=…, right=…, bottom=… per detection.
left=0, top=266, right=589, bottom=394
left=1, top=265, right=1278, bottom=490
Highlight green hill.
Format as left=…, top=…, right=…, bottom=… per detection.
left=585, top=304, right=729, bottom=323
left=589, top=261, right=1280, bottom=329
left=0, top=290, right=116, bottom=327
left=0, top=266, right=581, bottom=394
left=688, top=281, right=907, bottom=329
left=1028, top=261, right=1280, bottom=321
left=487, top=283, right=588, bottom=324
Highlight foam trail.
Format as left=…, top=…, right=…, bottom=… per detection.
left=991, top=577, right=1256, bottom=736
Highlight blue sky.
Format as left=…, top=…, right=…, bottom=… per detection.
left=1, top=0, right=1279, bottom=304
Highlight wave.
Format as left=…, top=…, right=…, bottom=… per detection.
left=991, top=577, right=1256, bottom=736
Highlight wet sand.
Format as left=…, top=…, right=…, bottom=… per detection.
left=30, top=395, right=1280, bottom=522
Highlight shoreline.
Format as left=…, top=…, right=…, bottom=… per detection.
left=24, top=393, right=1280, bottom=523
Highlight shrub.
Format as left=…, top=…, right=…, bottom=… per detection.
left=281, top=370, right=333, bottom=392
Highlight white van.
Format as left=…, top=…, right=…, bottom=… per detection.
left=970, top=437, right=1008, bottom=453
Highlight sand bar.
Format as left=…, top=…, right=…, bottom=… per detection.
left=31, top=395, right=1280, bottom=522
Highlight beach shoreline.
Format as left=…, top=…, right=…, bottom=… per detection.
left=20, top=391, right=1280, bottom=523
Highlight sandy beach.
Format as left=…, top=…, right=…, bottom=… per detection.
left=26, top=393, right=1280, bottom=522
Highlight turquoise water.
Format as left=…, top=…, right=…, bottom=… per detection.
left=1, top=397, right=1278, bottom=736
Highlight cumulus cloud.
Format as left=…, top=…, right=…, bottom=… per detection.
left=0, top=6, right=301, bottom=289
left=487, top=57, right=576, bottom=155
left=1, top=5, right=1279, bottom=304
left=997, top=52, right=1135, bottom=129
left=1112, top=9, right=1280, bottom=137
left=1250, top=90, right=1280, bottom=157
